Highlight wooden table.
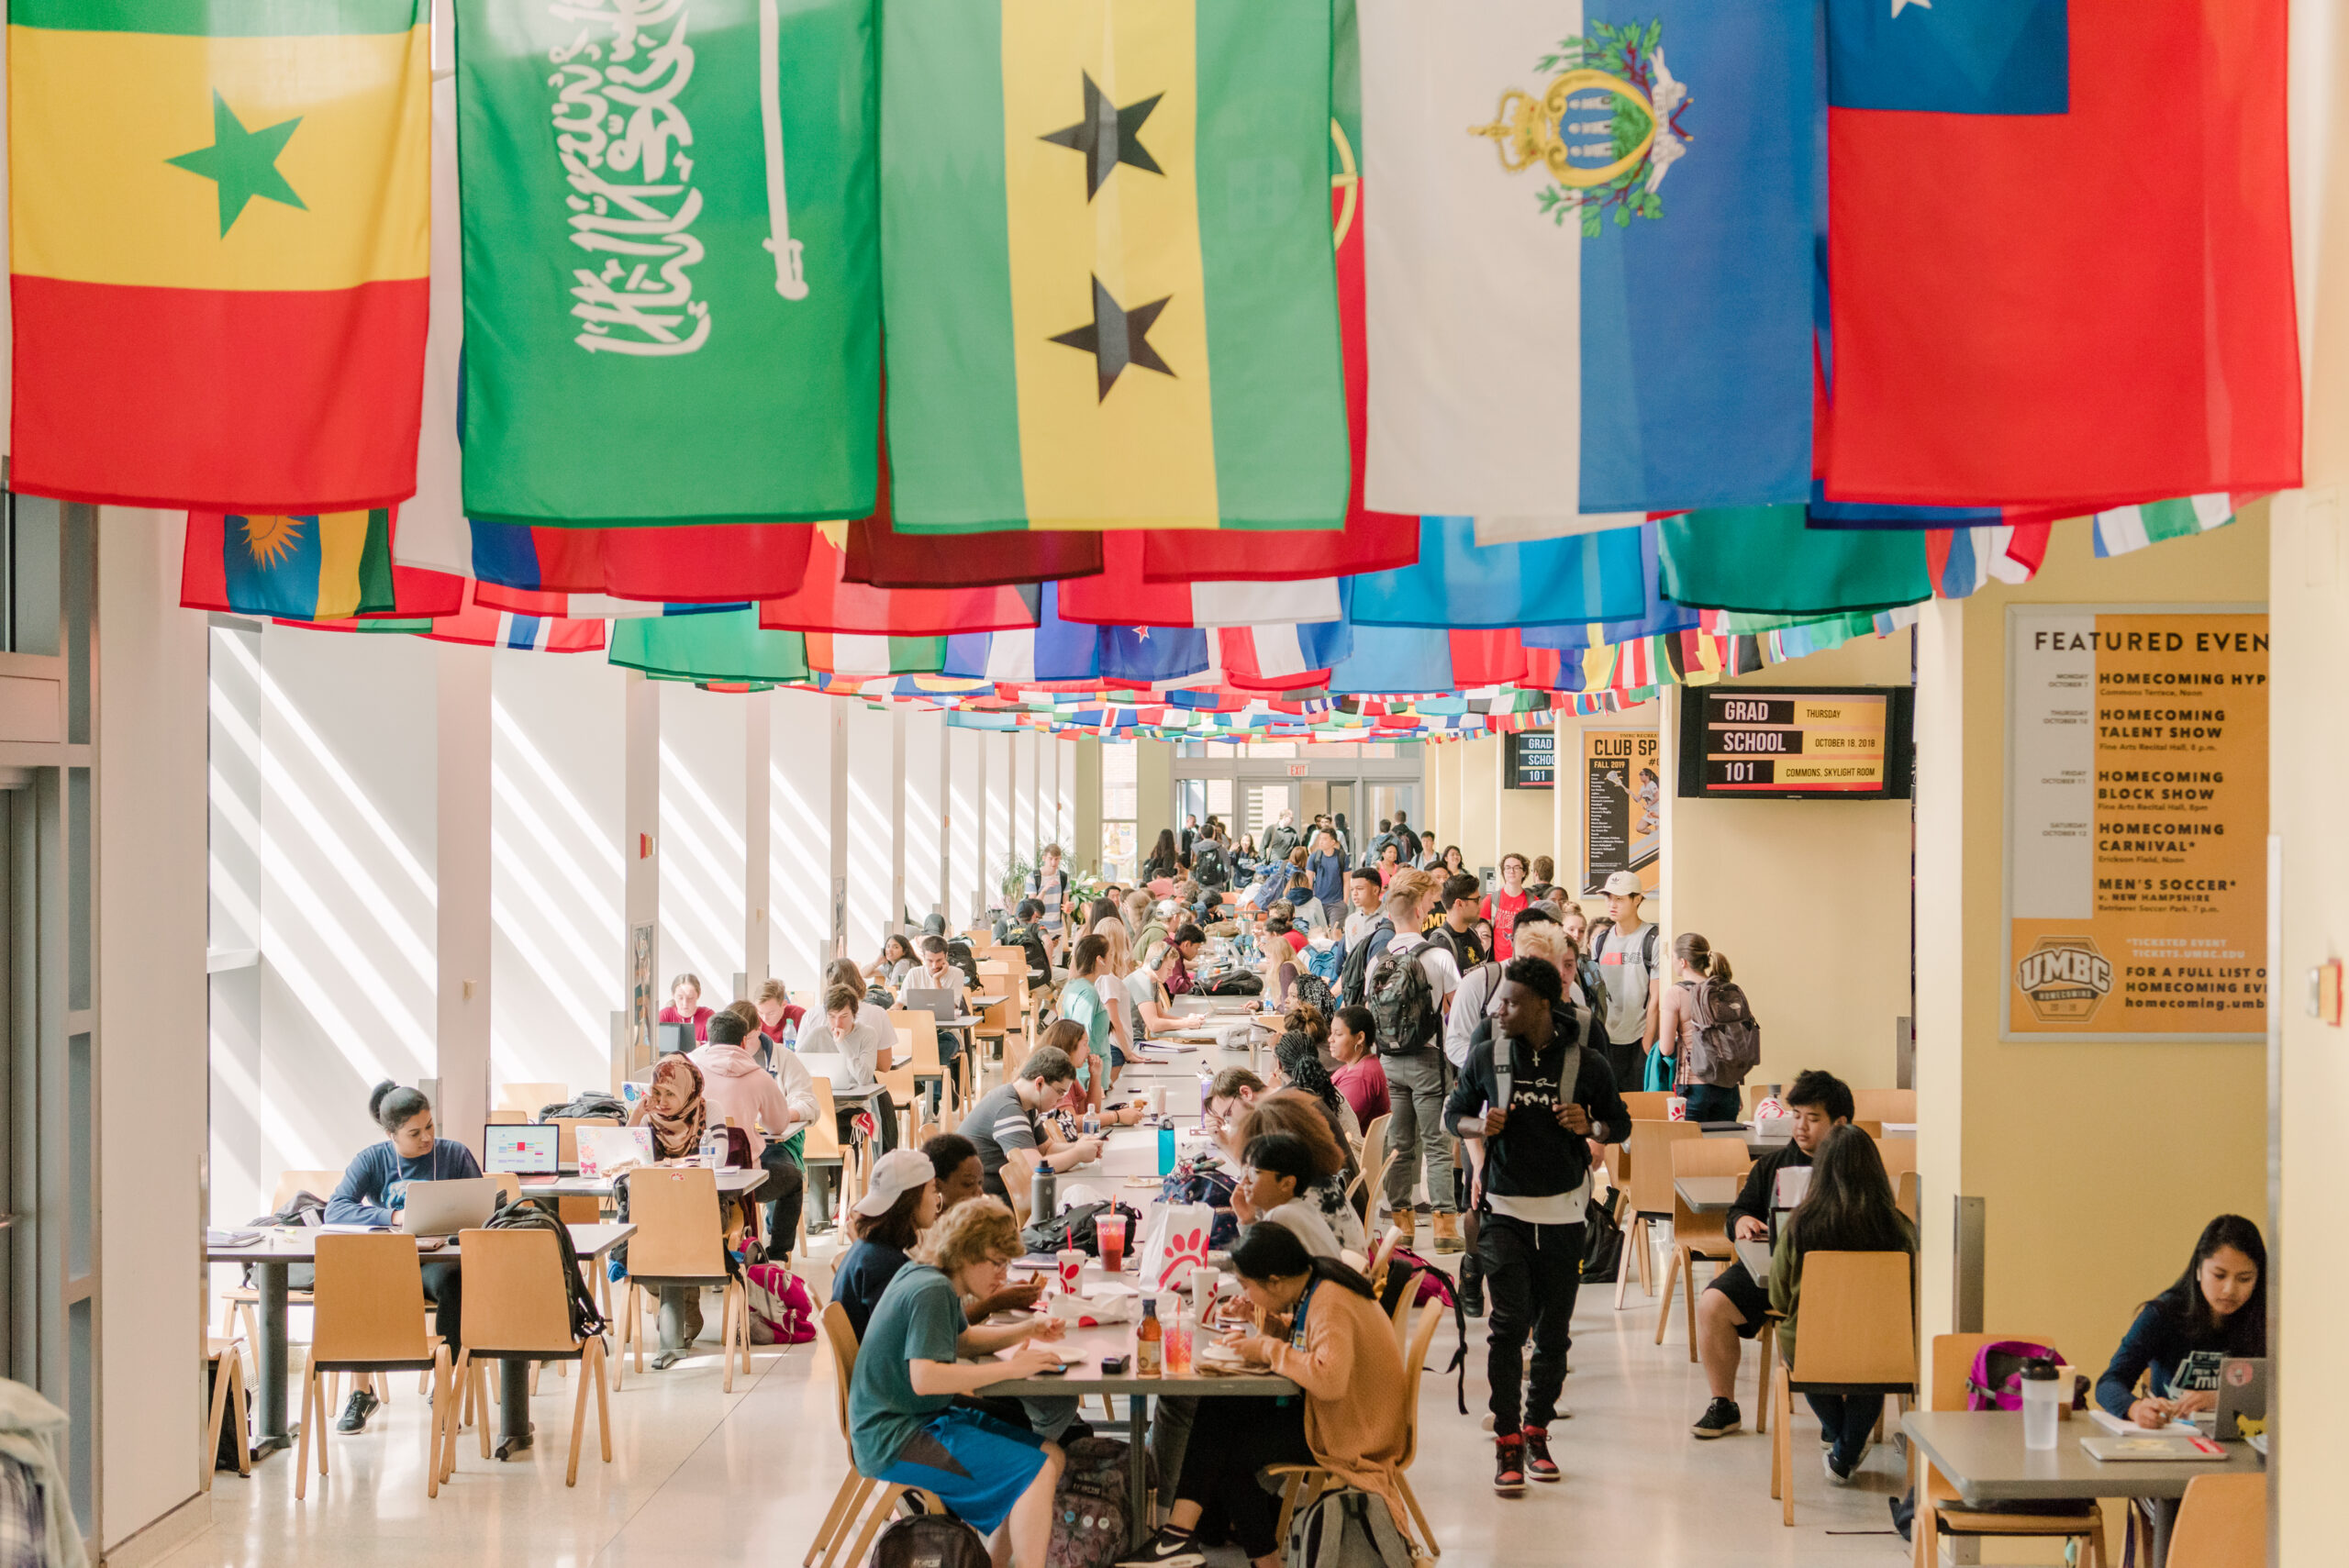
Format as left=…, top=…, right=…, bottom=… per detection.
left=526, top=1168, right=768, bottom=1199
left=206, top=1221, right=634, bottom=1461
left=1674, top=1175, right=1742, bottom=1214
left=1901, top=1410, right=2264, bottom=1567
left=975, top=1318, right=1297, bottom=1545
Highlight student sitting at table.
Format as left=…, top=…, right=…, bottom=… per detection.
left=955, top=1045, right=1105, bottom=1207
left=873, top=933, right=919, bottom=991
left=1232, top=1134, right=1344, bottom=1259
left=626, top=1053, right=727, bottom=1369
left=325, top=1081, right=481, bottom=1432
left=1689, top=1068, right=1852, bottom=1440
left=1031, top=1019, right=1145, bottom=1147
left=1269, top=1021, right=1361, bottom=1144
left=1767, top=1122, right=1916, bottom=1484
left=696, top=1006, right=818, bottom=1266
left=1328, top=1006, right=1390, bottom=1129
left=798, top=981, right=901, bottom=1152
left=1234, top=1091, right=1366, bottom=1253
left=659, top=972, right=715, bottom=1043
left=2097, top=1213, right=2266, bottom=1427
left=1116, top=1223, right=1409, bottom=1568
left=750, top=978, right=805, bottom=1065
left=921, top=1135, right=1047, bottom=1318
left=1059, top=934, right=1130, bottom=1087
left=832, top=1149, right=949, bottom=1340
left=850, top=1199, right=1069, bottom=1568
left=913, top=936, right=976, bottom=995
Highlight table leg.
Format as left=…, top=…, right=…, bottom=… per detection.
left=1127, top=1393, right=1150, bottom=1548
left=2149, top=1496, right=2174, bottom=1568
left=495, top=1359, right=534, bottom=1460
left=252, top=1262, right=294, bottom=1457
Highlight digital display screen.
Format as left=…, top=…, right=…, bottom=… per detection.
left=1676, top=687, right=1913, bottom=801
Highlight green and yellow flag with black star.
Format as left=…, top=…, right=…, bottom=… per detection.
left=881, top=0, right=1349, bottom=534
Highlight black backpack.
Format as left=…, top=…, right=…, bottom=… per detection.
left=243, top=1191, right=328, bottom=1290
left=1376, top=1245, right=1469, bottom=1414
left=485, top=1196, right=607, bottom=1340
left=1193, top=840, right=1230, bottom=888
left=1580, top=1188, right=1627, bottom=1284
left=871, top=1514, right=993, bottom=1568
left=1338, top=917, right=1395, bottom=1008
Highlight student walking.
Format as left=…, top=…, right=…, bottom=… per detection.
left=1447, top=956, right=1631, bottom=1491
left=1587, top=870, right=1661, bottom=1091
left=1653, top=932, right=1756, bottom=1123
left=1363, top=871, right=1459, bottom=1251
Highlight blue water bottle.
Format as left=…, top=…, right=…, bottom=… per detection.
left=1158, top=1123, right=1176, bottom=1175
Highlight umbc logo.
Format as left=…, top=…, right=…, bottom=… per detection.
left=2016, top=938, right=2114, bottom=1023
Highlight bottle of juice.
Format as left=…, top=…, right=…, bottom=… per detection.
left=1136, top=1297, right=1163, bottom=1377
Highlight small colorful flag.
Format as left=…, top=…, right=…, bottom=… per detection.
left=762, top=527, right=1040, bottom=637
left=941, top=585, right=1103, bottom=683
left=1218, top=618, right=1356, bottom=692
left=420, top=603, right=606, bottom=652
left=1348, top=517, right=1646, bottom=629
left=2090, top=495, right=2255, bottom=559
left=1059, top=536, right=1341, bottom=628
left=182, top=510, right=464, bottom=622
left=607, top=608, right=811, bottom=685
left=1660, top=507, right=1930, bottom=616
left=1926, top=521, right=2052, bottom=596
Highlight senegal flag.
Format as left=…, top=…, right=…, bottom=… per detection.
left=882, top=0, right=1348, bottom=534
left=9, top=0, right=430, bottom=511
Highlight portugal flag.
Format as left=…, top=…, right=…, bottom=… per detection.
left=9, top=0, right=431, bottom=511
left=880, top=0, right=1348, bottom=534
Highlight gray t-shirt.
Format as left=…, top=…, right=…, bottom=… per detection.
left=957, top=1082, right=1041, bottom=1191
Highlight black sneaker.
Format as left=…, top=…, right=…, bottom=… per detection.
left=1522, top=1425, right=1561, bottom=1482
left=1690, top=1397, right=1741, bottom=1439
left=1116, top=1529, right=1206, bottom=1568
left=1493, top=1435, right=1526, bottom=1494
left=335, top=1388, right=379, bottom=1433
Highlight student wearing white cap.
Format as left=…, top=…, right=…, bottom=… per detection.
left=830, top=1149, right=949, bottom=1340
left=1586, top=870, right=1662, bottom=1093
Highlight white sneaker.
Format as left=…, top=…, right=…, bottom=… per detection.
left=1822, top=1450, right=1854, bottom=1486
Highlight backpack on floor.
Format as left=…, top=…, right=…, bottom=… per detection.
left=1579, top=1188, right=1626, bottom=1284
left=742, top=1262, right=816, bottom=1346
left=484, top=1195, right=607, bottom=1340
left=1965, top=1340, right=2066, bottom=1411
left=870, top=1513, right=993, bottom=1568
left=1283, top=1486, right=1415, bottom=1568
left=1044, top=1434, right=1130, bottom=1568
left=1375, top=1246, right=1467, bottom=1415
left=1366, top=943, right=1439, bottom=1056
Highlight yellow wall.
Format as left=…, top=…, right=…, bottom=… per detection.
left=1658, top=636, right=1915, bottom=1095
left=1456, top=737, right=1499, bottom=870
left=1494, top=733, right=1553, bottom=875
left=1912, top=516, right=2269, bottom=1390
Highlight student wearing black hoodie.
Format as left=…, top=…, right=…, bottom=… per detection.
left=1446, top=956, right=1631, bottom=1496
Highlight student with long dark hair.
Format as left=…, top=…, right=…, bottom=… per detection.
left=1116, top=1224, right=1410, bottom=1568
left=2097, top=1214, right=2266, bottom=1426
left=1767, top=1124, right=1915, bottom=1483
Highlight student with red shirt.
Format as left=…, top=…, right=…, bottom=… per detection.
left=1329, top=1006, right=1390, bottom=1128
left=1484, top=853, right=1532, bottom=963
left=659, top=973, right=716, bottom=1043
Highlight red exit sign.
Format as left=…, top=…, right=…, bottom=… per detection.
left=1286, top=763, right=1308, bottom=776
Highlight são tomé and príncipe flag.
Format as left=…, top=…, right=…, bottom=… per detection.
left=881, top=0, right=1350, bottom=534
left=8, top=0, right=430, bottom=512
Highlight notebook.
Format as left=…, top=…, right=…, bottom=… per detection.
left=576, top=1124, right=655, bottom=1179
left=2080, top=1433, right=2229, bottom=1462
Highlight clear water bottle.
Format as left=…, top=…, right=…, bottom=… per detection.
left=700, top=1129, right=720, bottom=1170
left=782, top=1018, right=799, bottom=1052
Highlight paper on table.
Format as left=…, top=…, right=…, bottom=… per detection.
left=2087, top=1407, right=2198, bottom=1436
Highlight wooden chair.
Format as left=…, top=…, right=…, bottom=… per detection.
left=202, top=1336, right=250, bottom=1489
left=613, top=1166, right=751, bottom=1392
left=1269, top=1298, right=1447, bottom=1555
left=1742, top=1083, right=1780, bottom=1117
left=1876, top=1135, right=1920, bottom=1182
left=1910, top=1332, right=2106, bottom=1568
left=2164, top=1473, right=2261, bottom=1568
left=1620, top=1091, right=1679, bottom=1121
left=1855, top=1119, right=1885, bottom=1140
left=809, top=1303, right=941, bottom=1568
left=499, top=1081, right=569, bottom=1116
left=548, top=1118, right=620, bottom=1228
left=1656, top=1137, right=1751, bottom=1358
left=1895, top=1169, right=1920, bottom=1222
left=1853, top=1088, right=1916, bottom=1125
left=804, top=1077, right=849, bottom=1239
left=1345, top=1112, right=1395, bottom=1220
left=974, top=963, right=1021, bottom=1065
left=485, top=1106, right=529, bottom=1126
left=1767, top=1251, right=1916, bottom=1526
left=1615, top=1120, right=1701, bottom=1307
left=295, top=1233, right=453, bottom=1501
left=443, top=1228, right=612, bottom=1486
left=895, top=1009, right=956, bottom=1121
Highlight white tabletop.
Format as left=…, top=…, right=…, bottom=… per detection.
left=973, top=1318, right=1294, bottom=1398
left=531, top=1168, right=768, bottom=1197
left=205, top=1221, right=636, bottom=1264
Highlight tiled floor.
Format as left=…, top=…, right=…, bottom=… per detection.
left=168, top=1238, right=1909, bottom=1567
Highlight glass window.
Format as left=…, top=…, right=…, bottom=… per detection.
left=1102, top=740, right=1138, bottom=820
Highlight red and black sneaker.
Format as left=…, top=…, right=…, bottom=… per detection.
left=1522, top=1425, right=1561, bottom=1482
left=1494, top=1434, right=1526, bottom=1495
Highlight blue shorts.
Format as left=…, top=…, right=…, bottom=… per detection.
left=874, top=1407, right=1048, bottom=1535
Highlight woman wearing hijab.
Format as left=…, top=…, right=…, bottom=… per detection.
left=627, top=1055, right=716, bottom=1367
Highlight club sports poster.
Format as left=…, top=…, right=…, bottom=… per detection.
left=1583, top=728, right=1661, bottom=896
left=2005, top=606, right=2266, bottom=1040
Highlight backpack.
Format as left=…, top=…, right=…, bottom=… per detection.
left=870, top=1513, right=993, bottom=1568
left=1021, top=1200, right=1145, bottom=1258
left=1197, top=970, right=1263, bottom=997
left=741, top=1262, right=817, bottom=1346
left=1685, top=977, right=1763, bottom=1086
left=1193, top=842, right=1229, bottom=887
left=1965, top=1340, right=2066, bottom=1412
left=540, top=1092, right=628, bottom=1122
left=1366, top=942, right=1440, bottom=1057
left=1375, top=1246, right=1468, bottom=1414
left=484, top=1196, right=607, bottom=1340
left=1044, top=1434, right=1131, bottom=1568
left=944, top=937, right=982, bottom=988
left=1575, top=956, right=1609, bottom=1040
left=1283, top=1486, right=1415, bottom=1568
left=1338, top=917, right=1395, bottom=1009
left=1579, top=1187, right=1627, bottom=1284
left=1156, top=1164, right=1241, bottom=1251
left=243, top=1191, right=328, bottom=1290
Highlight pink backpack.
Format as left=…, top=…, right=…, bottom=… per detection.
left=742, top=1262, right=816, bottom=1345
left=1965, top=1340, right=2064, bottom=1411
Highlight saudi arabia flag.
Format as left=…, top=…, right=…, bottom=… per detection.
left=880, top=0, right=1350, bottom=533
left=455, top=0, right=878, bottom=527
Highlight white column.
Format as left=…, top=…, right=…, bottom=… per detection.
left=744, top=691, right=771, bottom=986
left=657, top=683, right=748, bottom=1006
left=434, top=642, right=493, bottom=1152
left=828, top=700, right=850, bottom=965
left=769, top=689, right=833, bottom=992
left=844, top=702, right=893, bottom=962
left=950, top=723, right=982, bottom=925
left=1014, top=731, right=1038, bottom=864
left=906, top=709, right=945, bottom=922
left=985, top=731, right=1012, bottom=915
left=622, top=671, right=660, bottom=1081
left=890, top=708, right=908, bottom=929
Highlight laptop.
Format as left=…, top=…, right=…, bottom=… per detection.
left=900, top=985, right=960, bottom=1023
left=659, top=1020, right=696, bottom=1054
left=399, top=1177, right=502, bottom=1237
left=576, top=1124, right=655, bottom=1179
left=2213, top=1356, right=2268, bottom=1440
left=483, top=1124, right=559, bottom=1175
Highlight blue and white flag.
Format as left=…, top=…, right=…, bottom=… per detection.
left=1826, top=0, right=2067, bottom=115
left=1359, top=0, right=1815, bottom=519
left=1099, top=625, right=1212, bottom=686
left=1349, top=516, right=1645, bottom=629
left=1518, top=520, right=1698, bottom=651
left=1329, top=625, right=1452, bottom=696
left=941, top=584, right=1102, bottom=683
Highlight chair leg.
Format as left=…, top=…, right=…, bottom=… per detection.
left=1653, top=1246, right=1681, bottom=1344
left=1685, top=1251, right=1706, bottom=1362
left=1755, top=1329, right=1774, bottom=1435
left=294, top=1370, right=317, bottom=1500
left=1776, top=1369, right=1795, bottom=1527
left=816, top=1477, right=879, bottom=1568
left=438, top=1353, right=462, bottom=1486
left=1911, top=1486, right=1936, bottom=1568
left=237, top=1301, right=260, bottom=1361
left=566, top=1350, right=593, bottom=1486
left=841, top=1485, right=909, bottom=1568
left=1397, top=1473, right=1439, bottom=1558
left=719, top=1282, right=740, bottom=1393
left=427, top=1349, right=450, bottom=1499
left=591, top=1338, right=613, bottom=1462
left=204, top=1356, right=231, bottom=1495
left=229, top=1357, right=250, bottom=1477
left=806, top=1470, right=864, bottom=1567
left=1615, top=1218, right=1640, bottom=1309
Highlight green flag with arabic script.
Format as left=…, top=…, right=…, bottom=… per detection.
left=456, top=0, right=876, bottom=527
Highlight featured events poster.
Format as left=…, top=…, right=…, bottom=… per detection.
left=2005, top=606, right=2266, bottom=1040
left=1583, top=728, right=1661, bottom=896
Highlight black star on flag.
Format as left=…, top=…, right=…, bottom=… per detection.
left=1051, top=276, right=1174, bottom=402
left=1040, top=72, right=1164, bottom=199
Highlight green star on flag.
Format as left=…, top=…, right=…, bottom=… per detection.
left=169, top=92, right=306, bottom=236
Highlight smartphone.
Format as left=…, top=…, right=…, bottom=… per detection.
left=1100, top=1354, right=1130, bottom=1374
left=1033, top=1360, right=1069, bottom=1376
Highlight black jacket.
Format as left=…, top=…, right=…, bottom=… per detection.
left=1444, top=1006, right=1631, bottom=1202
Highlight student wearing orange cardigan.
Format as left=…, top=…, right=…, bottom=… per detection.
left=1116, top=1224, right=1411, bottom=1568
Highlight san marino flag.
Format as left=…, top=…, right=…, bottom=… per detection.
left=454, top=0, right=878, bottom=527
left=1358, top=0, right=1815, bottom=523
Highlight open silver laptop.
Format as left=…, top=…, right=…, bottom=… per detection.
left=900, top=985, right=961, bottom=1023
left=400, top=1176, right=501, bottom=1237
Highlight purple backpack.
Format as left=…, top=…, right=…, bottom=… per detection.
left=1965, top=1340, right=2064, bottom=1411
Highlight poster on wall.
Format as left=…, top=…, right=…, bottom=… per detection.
left=2005, top=606, right=2267, bottom=1040
left=1583, top=729, right=1661, bottom=896
left=629, top=923, right=656, bottom=1071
